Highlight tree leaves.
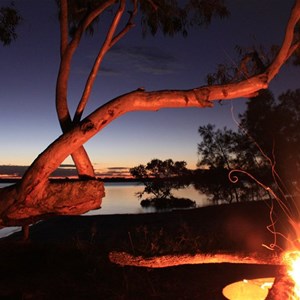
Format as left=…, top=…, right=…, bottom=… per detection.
left=139, top=0, right=229, bottom=37
left=0, top=3, right=21, bottom=46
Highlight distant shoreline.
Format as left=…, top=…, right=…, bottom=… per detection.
left=0, top=177, right=139, bottom=184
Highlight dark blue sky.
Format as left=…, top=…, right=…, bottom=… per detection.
left=0, top=0, right=298, bottom=177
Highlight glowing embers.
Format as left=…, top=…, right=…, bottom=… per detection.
left=283, top=250, right=300, bottom=299
left=222, top=277, right=275, bottom=300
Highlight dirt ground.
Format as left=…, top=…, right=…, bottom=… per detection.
left=0, top=200, right=290, bottom=299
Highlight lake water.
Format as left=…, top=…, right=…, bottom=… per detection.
left=0, top=182, right=211, bottom=238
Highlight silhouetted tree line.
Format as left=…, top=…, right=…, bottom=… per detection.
left=195, top=89, right=300, bottom=203
left=131, top=89, right=300, bottom=206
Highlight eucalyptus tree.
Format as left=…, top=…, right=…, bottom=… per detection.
left=55, top=0, right=230, bottom=178
left=0, top=0, right=300, bottom=226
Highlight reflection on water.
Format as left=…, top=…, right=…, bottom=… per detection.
left=0, top=182, right=213, bottom=215
left=85, top=182, right=211, bottom=216
left=0, top=181, right=211, bottom=237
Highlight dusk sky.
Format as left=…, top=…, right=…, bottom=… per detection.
left=0, top=0, right=299, bottom=178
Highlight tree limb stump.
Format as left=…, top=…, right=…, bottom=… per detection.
left=0, top=180, right=104, bottom=226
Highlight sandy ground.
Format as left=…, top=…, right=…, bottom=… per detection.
left=0, top=199, right=291, bottom=299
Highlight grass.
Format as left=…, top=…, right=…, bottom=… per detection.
left=0, top=199, right=288, bottom=299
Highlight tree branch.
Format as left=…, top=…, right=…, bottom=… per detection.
left=266, top=0, right=300, bottom=81
left=59, top=0, right=68, bottom=57
left=56, top=0, right=116, bottom=130
left=73, top=0, right=127, bottom=123
left=73, top=0, right=139, bottom=123
left=110, top=0, right=138, bottom=47
left=55, top=0, right=116, bottom=177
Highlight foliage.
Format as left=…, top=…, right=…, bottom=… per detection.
left=130, top=159, right=194, bottom=208
left=140, top=196, right=196, bottom=209
left=196, top=125, right=268, bottom=203
left=206, top=45, right=278, bottom=85
left=57, top=0, right=230, bottom=38
left=197, top=124, right=240, bottom=169
left=196, top=88, right=300, bottom=203
left=0, top=2, right=21, bottom=46
left=130, top=158, right=190, bottom=199
left=240, top=89, right=300, bottom=189
left=139, top=0, right=229, bottom=37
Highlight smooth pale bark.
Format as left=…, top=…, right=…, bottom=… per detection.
left=0, top=0, right=299, bottom=226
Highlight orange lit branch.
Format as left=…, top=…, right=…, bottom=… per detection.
left=73, top=0, right=131, bottom=123
left=266, top=0, right=300, bottom=80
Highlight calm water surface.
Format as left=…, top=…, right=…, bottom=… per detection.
left=0, top=182, right=211, bottom=237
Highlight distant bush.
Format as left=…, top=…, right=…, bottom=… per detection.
left=140, top=197, right=196, bottom=209
left=130, top=159, right=195, bottom=209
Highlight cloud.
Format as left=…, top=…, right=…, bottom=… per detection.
left=95, top=166, right=131, bottom=178
left=0, top=165, right=28, bottom=178
left=0, top=165, right=131, bottom=179
left=0, top=165, right=78, bottom=178
left=103, top=45, right=180, bottom=76
left=59, top=164, right=76, bottom=169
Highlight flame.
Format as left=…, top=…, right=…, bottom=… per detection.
left=222, top=277, right=275, bottom=300
left=283, top=250, right=300, bottom=299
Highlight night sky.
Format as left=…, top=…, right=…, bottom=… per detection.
left=0, top=0, right=299, bottom=178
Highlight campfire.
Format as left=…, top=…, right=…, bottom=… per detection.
left=221, top=227, right=300, bottom=299
left=225, top=168, right=300, bottom=299
left=221, top=253, right=299, bottom=299
left=219, top=250, right=300, bottom=299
